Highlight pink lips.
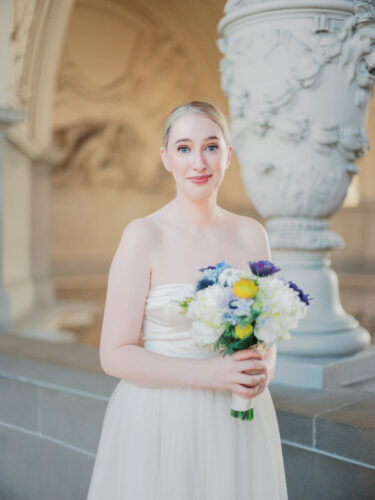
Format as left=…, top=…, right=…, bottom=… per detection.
left=188, top=175, right=212, bottom=184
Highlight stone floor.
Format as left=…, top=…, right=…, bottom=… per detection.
left=0, top=331, right=374, bottom=500
left=3, top=270, right=375, bottom=498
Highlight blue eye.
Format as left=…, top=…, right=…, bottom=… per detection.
left=177, top=146, right=189, bottom=153
left=207, top=144, right=219, bottom=152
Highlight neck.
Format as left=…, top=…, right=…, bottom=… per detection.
left=171, top=193, right=222, bottom=230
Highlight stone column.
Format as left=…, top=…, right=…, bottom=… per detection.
left=30, top=160, right=56, bottom=307
left=0, top=0, right=96, bottom=341
left=0, top=108, right=23, bottom=330
left=0, top=0, right=23, bottom=330
left=217, top=0, right=375, bottom=387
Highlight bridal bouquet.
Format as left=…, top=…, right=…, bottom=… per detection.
left=179, top=259, right=311, bottom=421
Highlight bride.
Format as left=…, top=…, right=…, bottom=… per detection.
left=86, top=101, right=288, bottom=499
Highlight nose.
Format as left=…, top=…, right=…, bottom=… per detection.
left=192, top=148, right=207, bottom=172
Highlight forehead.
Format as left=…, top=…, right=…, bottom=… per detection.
left=169, top=113, right=223, bottom=141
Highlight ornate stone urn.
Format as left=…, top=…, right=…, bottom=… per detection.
left=217, top=0, right=375, bottom=361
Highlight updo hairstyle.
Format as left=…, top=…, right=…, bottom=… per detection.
left=162, top=101, right=231, bottom=150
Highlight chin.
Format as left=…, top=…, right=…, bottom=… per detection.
left=185, top=186, right=220, bottom=200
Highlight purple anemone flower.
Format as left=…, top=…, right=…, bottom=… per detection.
left=248, top=260, right=280, bottom=277
left=199, top=260, right=230, bottom=273
left=199, top=265, right=216, bottom=272
left=218, top=288, right=238, bottom=313
left=288, top=281, right=312, bottom=306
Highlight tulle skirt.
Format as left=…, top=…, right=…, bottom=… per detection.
left=86, top=379, right=288, bottom=500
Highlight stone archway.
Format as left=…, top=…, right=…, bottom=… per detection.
left=3, top=0, right=254, bottom=341
left=3, top=0, right=76, bottom=339
left=2, top=0, right=374, bottom=348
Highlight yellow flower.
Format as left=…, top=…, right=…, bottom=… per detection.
left=233, top=279, right=258, bottom=299
left=180, top=297, right=192, bottom=316
left=234, top=323, right=253, bottom=339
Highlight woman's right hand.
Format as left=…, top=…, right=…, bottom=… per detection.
left=203, top=348, right=268, bottom=398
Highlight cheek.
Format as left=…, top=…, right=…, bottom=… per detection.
left=171, top=158, right=190, bottom=175
left=170, top=164, right=187, bottom=182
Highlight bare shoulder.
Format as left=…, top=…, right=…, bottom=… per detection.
left=236, top=214, right=268, bottom=238
left=117, top=203, right=178, bottom=261
left=110, top=216, right=160, bottom=275
left=221, top=208, right=267, bottom=235
left=120, top=216, right=159, bottom=244
left=221, top=209, right=272, bottom=260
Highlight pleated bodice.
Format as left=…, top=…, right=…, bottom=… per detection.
left=141, top=283, right=217, bottom=359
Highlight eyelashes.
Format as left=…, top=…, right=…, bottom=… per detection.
left=177, top=144, right=219, bottom=153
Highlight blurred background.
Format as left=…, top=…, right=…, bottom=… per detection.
left=1, top=2, right=375, bottom=499
left=3, top=0, right=373, bottom=347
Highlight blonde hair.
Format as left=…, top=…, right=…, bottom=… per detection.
left=162, top=101, right=231, bottom=150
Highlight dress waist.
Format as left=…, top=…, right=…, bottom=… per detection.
left=141, top=332, right=192, bottom=341
left=142, top=335, right=217, bottom=359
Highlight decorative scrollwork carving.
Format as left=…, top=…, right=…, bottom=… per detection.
left=219, top=0, right=375, bottom=146
left=52, top=121, right=144, bottom=189
left=218, top=0, right=375, bottom=250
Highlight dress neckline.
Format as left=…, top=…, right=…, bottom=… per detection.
left=148, top=282, right=196, bottom=295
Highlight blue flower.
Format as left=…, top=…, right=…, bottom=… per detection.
left=196, top=277, right=215, bottom=292
left=288, top=281, right=312, bottom=306
left=200, top=269, right=218, bottom=282
left=232, top=298, right=254, bottom=316
left=222, top=312, right=238, bottom=326
left=198, top=260, right=231, bottom=284
left=199, top=260, right=230, bottom=273
left=215, top=260, right=231, bottom=272
left=248, top=260, right=280, bottom=277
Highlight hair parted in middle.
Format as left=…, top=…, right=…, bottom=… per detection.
left=162, top=101, right=231, bottom=150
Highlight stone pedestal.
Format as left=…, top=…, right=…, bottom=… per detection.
left=272, top=250, right=370, bottom=356
left=274, top=345, right=375, bottom=389
left=218, top=0, right=375, bottom=384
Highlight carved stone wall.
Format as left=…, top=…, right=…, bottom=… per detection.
left=49, top=0, right=255, bottom=277
left=217, top=0, right=375, bottom=359
left=52, top=122, right=151, bottom=190
left=3, top=0, right=375, bottom=337
left=217, top=0, right=375, bottom=251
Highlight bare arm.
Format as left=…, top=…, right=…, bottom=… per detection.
left=99, top=217, right=269, bottom=395
left=99, top=218, right=213, bottom=389
left=103, top=344, right=215, bottom=389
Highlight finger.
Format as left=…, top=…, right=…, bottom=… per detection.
left=233, top=383, right=260, bottom=398
left=243, top=369, right=267, bottom=378
left=255, top=382, right=266, bottom=395
left=237, top=373, right=266, bottom=387
left=237, top=359, right=267, bottom=373
left=232, top=348, right=262, bottom=361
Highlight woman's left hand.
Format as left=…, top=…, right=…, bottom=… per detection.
left=244, top=354, right=272, bottom=397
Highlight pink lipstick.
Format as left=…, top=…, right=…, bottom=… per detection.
left=188, top=175, right=212, bottom=184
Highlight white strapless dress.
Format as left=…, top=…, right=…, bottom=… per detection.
left=86, top=283, right=288, bottom=500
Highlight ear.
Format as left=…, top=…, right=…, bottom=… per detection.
left=160, top=147, right=170, bottom=172
left=226, top=145, right=232, bottom=169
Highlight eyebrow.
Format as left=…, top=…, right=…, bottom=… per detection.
left=174, top=135, right=220, bottom=145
